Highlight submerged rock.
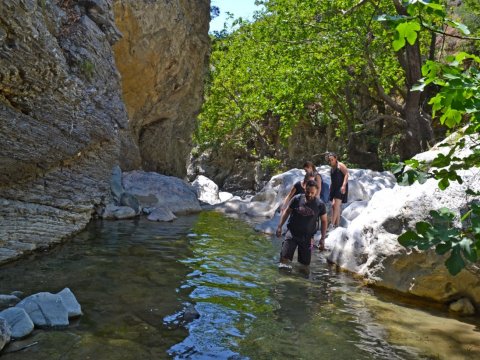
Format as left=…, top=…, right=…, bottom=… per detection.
left=0, top=307, right=34, bottom=339
left=147, top=207, right=177, bottom=222
left=57, top=288, right=83, bottom=318
left=16, top=293, right=69, bottom=328
left=0, top=318, right=11, bottom=351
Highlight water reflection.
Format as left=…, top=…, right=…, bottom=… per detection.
left=0, top=212, right=479, bottom=359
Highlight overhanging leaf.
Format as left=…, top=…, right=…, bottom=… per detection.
left=398, top=230, right=420, bottom=247
left=445, top=246, right=465, bottom=276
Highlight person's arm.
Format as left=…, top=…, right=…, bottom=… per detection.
left=276, top=207, right=292, bottom=237
left=315, top=174, right=322, bottom=198
left=281, top=186, right=297, bottom=211
left=320, top=213, right=328, bottom=239
left=338, top=162, right=349, bottom=194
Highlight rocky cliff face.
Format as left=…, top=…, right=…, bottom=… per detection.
left=0, top=0, right=209, bottom=265
left=112, top=0, right=210, bottom=178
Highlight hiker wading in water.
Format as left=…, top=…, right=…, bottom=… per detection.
left=276, top=180, right=328, bottom=268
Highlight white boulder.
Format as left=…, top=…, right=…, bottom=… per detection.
left=192, top=175, right=222, bottom=205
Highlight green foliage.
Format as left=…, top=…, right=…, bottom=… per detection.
left=260, top=157, right=282, bottom=174
left=413, top=52, right=480, bottom=126
left=197, top=0, right=402, bottom=159
left=388, top=1, right=480, bottom=275
left=398, top=206, right=480, bottom=275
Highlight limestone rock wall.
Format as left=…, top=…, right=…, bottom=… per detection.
left=0, top=0, right=140, bottom=264
left=113, top=0, right=211, bottom=178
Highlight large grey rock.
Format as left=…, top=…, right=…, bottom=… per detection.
left=122, top=171, right=201, bottom=215
left=112, top=0, right=210, bottom=178
left=16, top=292, right=69, bottom=328
left=0, top=318, right=11, bottom=351
left=0, top=0, right=140, bottom=265
left=187, top=147, right=266, bottom=193
left=120, top=192, right=140, bottom=214
left=0, top=0, right=210, bottom=266
left=0, top=307, right=34, bottom=339
left=57, top=288, right=82, bottom=318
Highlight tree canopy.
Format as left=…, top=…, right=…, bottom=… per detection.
left=198, top=0, right=478, bottom=169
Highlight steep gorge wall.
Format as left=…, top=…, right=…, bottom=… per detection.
left=0, top=0, right=209, bottom=264
left=112, top=0, right=211, bottom=178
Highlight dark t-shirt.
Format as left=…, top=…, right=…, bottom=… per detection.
left=287, top=194, right=326, bottom=236
left=293, top=181, right=304, bottom=195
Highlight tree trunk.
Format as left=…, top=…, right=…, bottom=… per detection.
left=393, top=0, right=434, bottom=159
left=397, top=42, right=434, bottom=159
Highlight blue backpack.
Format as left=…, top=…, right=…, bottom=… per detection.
left=319, top=175, right=330, bottom=204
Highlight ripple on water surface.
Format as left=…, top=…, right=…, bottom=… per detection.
left=1, top=212, right=479, bottom=359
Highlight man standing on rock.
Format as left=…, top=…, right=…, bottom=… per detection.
left=276, top=180, right=328, bottom=268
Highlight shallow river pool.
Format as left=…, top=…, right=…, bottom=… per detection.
left=1, top=212, right=479, bottom=359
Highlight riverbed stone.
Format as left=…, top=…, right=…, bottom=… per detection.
left=0, top=307, right=34, bottom=339
left=101, top=204, right=138, bottom=220
left=192, top=175, right=222, bottom=205
left=57, top=288, right=82, bottom=318
left=147, top=207, right=177, bottom=222
left=0, top=295, right=20, bottom=310
left=122, top=171, right=201, bottom=215
left=449, top=298, right=476, bottom=315
left=16, top=292, right=69, bottom=328
left=120, top=193, right=140, bottom=214
left=0, top=318, right=11, bottom=351
left=219, top=191, right=234, bottom=203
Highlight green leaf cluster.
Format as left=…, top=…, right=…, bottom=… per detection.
left=399, top=206, right=480, bottom=275
left=391, top=2, right=480, bottom=276
left=197, top=0, right=402, bottom=159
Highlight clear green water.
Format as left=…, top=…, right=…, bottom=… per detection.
left=0, top=212, right=477, bottom=359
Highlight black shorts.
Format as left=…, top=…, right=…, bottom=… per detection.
left=280, top=231, right=312, bottom=265
left=329, top=185, right=348, bottom=203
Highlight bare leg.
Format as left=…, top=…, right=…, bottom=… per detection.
left=332, top=198, right=342, bottom=226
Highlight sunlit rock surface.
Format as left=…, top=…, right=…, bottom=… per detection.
left=0, top=0, right=210, bottom=265
left=327, top=134, right=480, bottom=309
left=113, top=0, right=210, bottom=178
left=0, top=0, right=139, bottom=265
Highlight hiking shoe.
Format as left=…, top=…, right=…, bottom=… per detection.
left=278, top=263, right=293, bottom=270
